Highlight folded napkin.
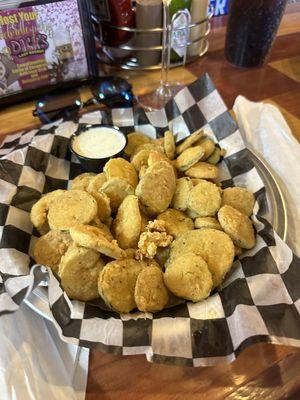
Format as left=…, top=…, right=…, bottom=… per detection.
left=233, top=96, right=300, bottom=256
left=0, top=304, right=89, bottom=400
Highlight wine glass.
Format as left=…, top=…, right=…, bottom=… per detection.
left=137, top=0, right=189, bottom=111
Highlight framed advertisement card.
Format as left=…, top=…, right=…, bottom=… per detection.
left=0, top=0, right=97, bottom=106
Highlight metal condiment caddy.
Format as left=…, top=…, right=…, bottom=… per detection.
left=91, top=5, right=214, bottom=70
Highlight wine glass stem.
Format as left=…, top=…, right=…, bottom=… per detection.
left=160, top=2, right=171, bottom=89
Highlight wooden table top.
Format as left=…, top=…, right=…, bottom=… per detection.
left=0, top=4, right=299, bottom=400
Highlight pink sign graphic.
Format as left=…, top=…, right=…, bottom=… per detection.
left=0, top=0, right=89, bottom=97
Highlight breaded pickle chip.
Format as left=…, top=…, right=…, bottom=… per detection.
left=104, top=157, right=138, bottom=188
left=132, top=142, right=164, bottom=157
left=59, top=244, right=103, bottom=301
left=195, top=138, right=215, bottom=160
left=89, top=218, right=113, bottom=240
left=187, top=180, right=221, bottom=217
left=194, top=216, right=222, bottom=231
left=87, top=189, right=111, bottom=222
left=234, top=244, right=243, bottom=257
left=130, top=144, right=163, bottom=172
left=169, top=229, right=234, bottom=287
left=48, top=190, right=97, bottom=230
left=164, top=253, right=213, bottom=302
left=218, top=205, right=256, bottom=249
left=139, top=164, right=148, bottom=180
left=86, top=173, right=107, bottom=192
left=70, top=224, right=125, bottom=259
left=114, top=195, right=142, bottom=249
left=33, top=230, right=72, bottom=273
left=221, top=187, right=255, bottom=217
left=30, top=189, right=65, bottom=234
left=176, top=129, right=204, bottom=155
left=124, top=132, right=152, bottom=157
left=148, top=150, right=173, bottom=168
left=101, top=178, right=135, bottom=212
left=136, top=161, right=176, bottom=215
left=175, top=146, right=204, bottom=172
left=157, top=208, right=194, bottom=238
left=185, top=162, right=219, bottom=180
left=98, top=258, right=144, bottom=312
left=164, top=130, right=176, bottom=160
left=171, top=177, right=193, bottom=211
left=206, top=147, right=221, bottom=165
left=70, top=173, right=96, bottom=191
left=135, top=266, right=168, bottom=312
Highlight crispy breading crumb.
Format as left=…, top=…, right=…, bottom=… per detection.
left=137, top=219, right=173, bottom=259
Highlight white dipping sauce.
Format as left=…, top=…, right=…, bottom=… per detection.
left=72, top=127, right=126, bottom=159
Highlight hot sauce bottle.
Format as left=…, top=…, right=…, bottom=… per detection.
left=97, top=0, right=136, bottom=46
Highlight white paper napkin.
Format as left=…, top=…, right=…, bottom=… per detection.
left=233, top=96, right=300, bottom=256
left=0, top=304, right=89, bottom=400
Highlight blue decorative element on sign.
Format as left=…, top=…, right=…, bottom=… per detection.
left=210, top=0, right=230, bottom=16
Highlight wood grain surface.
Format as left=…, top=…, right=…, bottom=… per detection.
left=0, top=4, right=299, bottom=399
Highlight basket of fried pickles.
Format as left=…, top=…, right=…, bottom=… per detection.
left=31, top=129, right=256, bottom=313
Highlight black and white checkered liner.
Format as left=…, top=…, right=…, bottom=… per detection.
left=0, top=74, right=299, bottom=366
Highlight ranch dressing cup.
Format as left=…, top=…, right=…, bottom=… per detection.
left=70, top=125, right=127, bottom=172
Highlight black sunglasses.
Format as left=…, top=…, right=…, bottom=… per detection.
left=32, top=77, right=133, bottom=124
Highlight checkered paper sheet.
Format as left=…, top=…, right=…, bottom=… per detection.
left=0, top=74, right=299, bottom=367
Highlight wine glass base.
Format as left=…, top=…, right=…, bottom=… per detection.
left=136, top=83, right=184, bottom=112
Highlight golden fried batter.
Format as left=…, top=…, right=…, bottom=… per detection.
left=157, top=208, right=194, bottom=238
left=101, top=178, right=135, bottom=212
left=135, top=266, right=168, bottom=312
left=70, top=173, right=96, bottom=191
left=30, top=189, right=65, bottom=234
left=130, top=144, right=163, bottom=172
left=171, top=177, right=193, bottom=211
left=175, top=146, right=204, bottom=172
left=33, top=230, right=72, bottom=273
left=221, top=187, right=255, bottom=217
left=98, top=258, right=144, bottom=312
left=89, top=217, right=113, bottom=240
left=114, top=195, right=142, bottom=249
left=70, top=224, right=125, bottom=259
left=164, top=253, right=213, bottom=302
left=206, top=147, right=221, bottom=165
left=169, top=229, right=234, bottom=287
left=59, top=244, right=103, bottom=301
left=164, top=131, right=176, bottom=160
left=218, top=205, right=255, bottom=249
left=187, top=180, right=221, bottom=217
left=136, top=161, right=176, bottom=215
left=194, top=216, right=222, bottom=231
left=104, top=157, right=138, bottom=188
left=86, top=173, right=107, bottom=192
left=48, top=190, right=97, bottom=230
left=124, top=132, right=152, bottom=157
left=176, top=129, right=204, bottom=155
left=185, top=162, right=219, bottom=180
left=137, top=220, right=173, bottom=259
left=195, top=138, right=215, bottom=160
left=87, top=189, right=111, bottom=222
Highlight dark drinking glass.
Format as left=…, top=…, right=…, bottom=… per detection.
left=225, top=0, right=288, bottom=68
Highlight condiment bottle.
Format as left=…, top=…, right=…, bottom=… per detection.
left=99, top=0, right=136, bottom=46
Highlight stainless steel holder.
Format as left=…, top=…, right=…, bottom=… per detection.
left=92, top=5, right=214, bottom=71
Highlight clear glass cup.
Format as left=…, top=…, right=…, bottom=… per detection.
left=137, top=0, right=189, bottom=111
